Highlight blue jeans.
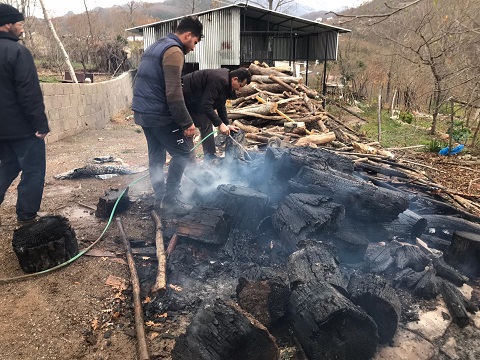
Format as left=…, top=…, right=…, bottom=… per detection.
left=0, top=136, right=46, bottom=221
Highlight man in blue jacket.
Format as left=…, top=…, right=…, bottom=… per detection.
left=132, top=16, right=203, bottom=216
left=0, top=4, right=50, bottom=224
left=182, top=68, right=251, bottom=161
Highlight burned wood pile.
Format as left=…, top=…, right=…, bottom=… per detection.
left=131, top=138, right=480, bottom=360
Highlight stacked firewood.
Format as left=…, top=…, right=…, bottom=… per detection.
left=229, top=62, right=375, bottom=151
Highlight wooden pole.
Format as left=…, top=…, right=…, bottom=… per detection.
left=150, top=210, right=167, bottom=295
left=116, top=217, right=150, bottom=360
left=378, top=88, right=382, bottom=143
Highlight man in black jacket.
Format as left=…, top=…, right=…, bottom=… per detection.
left=0, top=4, right=50, bottom=223
left=182, top=68, right=251, bottom=161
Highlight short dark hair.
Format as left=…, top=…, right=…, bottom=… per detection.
left=230, top=68, right=252, bottom=85
left=176, top=16, right=203, bottom=39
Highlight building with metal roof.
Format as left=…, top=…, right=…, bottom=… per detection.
left=126, top=2, right=350, bottom=81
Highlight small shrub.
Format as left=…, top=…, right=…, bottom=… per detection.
left=426, top=138, right=445, bottom=153
left=399, top=111, right=414, bottom=124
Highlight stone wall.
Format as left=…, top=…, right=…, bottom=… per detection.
left=41, top=70, right=136, bottom=143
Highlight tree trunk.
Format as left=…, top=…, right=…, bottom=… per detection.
left=172, top=299, right=280, bottom=360
left=289, top=280, right=379, bottom=360
left=347, top=273, right=401, bottom=344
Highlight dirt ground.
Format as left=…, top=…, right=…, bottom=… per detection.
left=1, top=114, right=480, bottom=360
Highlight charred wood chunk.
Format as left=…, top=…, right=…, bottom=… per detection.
left=265, top=147, right=354, bottom=181
left=171, top=299, right=279, bottom=360
left=422, top=215, right=480, bottom=241
left=411, top=196, right=480, bottom=223
left=393, top=244, right=430, bottom=272
left=354, top=161, right=409, bottom=179
left=384, top=209, right=427, bottom=243
left=236, top=277, right=290, bottom=329
left=225, top=129, right=247, bottom=161
left=440, top=280, right=475, bottom=328
left=447, top=231, right=480, bottom=278
left=203, top=184, right=269, bottom=232
left=95, top=188, right=129, bottom=218
left=331, top=228, right=369, bottom=264
left=414, top=268, right=440, bottom=299
left=287, top=242, right=348, bottom=296
left=289, top=280, right=378, bottom=360
left=365, top=246, right=395, bottom=273
left=12, top=215, right=78, bottom=273
left=432, top=257, right=469, bottom=286
left=289, top=166, right=409, bottom=222
left=176, top=206, right=230, bottom=245
left=272, top=193, right=344, bottom=249
left=392, top=268, right=420, bottom=288
left=420, top=234, right=451, bottom=252
left=347, top=273, right=401, bottom=344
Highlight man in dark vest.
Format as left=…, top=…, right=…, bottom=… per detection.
left=132, top=16, right=203, bottom=216
left=182, top=68, right=252, bottom=162
left=0, top=4, right=50, bottom=224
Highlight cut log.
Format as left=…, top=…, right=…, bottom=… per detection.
left=272, top=193, right=345, bottom=249
left=447, top=230, right=480, bottom=277
left=229, top=102, right=278, bottom=117
left=12, top=215, right=78, bottom=273
left=414, top=267, right=440, bottom=299
left=419, top=233, right=451, bottom=252
left=265, top=147, right=354, bottom=182
left=251, top=75, right=302, bottom=84
left=176, top=206, right=231, bottom=245
left=393, top=243, right=430, bottom=272
left=440, top=280, right=474, bottom=327
left=236, top=277, right=290, bottom=329
left=246, top=133, right=271, bottom=143
left=294, top=132, right=336, bottom=146
left=249, top=63, right=290, bottom=77
left=365, top=245, right=395, bottom=273
left=347, top=273, right=401, bottom=344
left=203, top=184, right=269, bottom=232
left=151, top=210, right=167, bottom=295
left=289, top=280, right=379, bottom=360
left=331, top=228, right=369, bottom=263
left=287, top=242, right=348, bottom=296
left=384, top=210, right=427, bottom=242
left=355, top=161, right=409, bottom=179
left=172, top=299, right=280, bottom=360
left=95, top=188, right=129, bottom=218
left=232, top=120, right=260, bottom=133
left=432, top=257, right=469, bottom=286
left=392, top=268, right=422, bottom=288
left=422, top=215, right=480, bottom=241
left=236, top=83, right=286, bottom=97
left=289, top=166, right=410, bottom=222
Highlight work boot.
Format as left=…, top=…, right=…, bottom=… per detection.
left=160, top=196, right=192, bottom=216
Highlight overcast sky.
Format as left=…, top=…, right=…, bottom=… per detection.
left=38, top=0, right=367, bottom=17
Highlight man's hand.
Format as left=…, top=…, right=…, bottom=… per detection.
left=228, top=125, right=239, bottom=133
left=219, top=123, right=230, bottom=135
left=183, top=124, right=196, bottom=137
left=35, top=132, right=48, bottom=139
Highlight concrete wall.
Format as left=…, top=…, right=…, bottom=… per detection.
left=41, top=70, right=136, bottom=143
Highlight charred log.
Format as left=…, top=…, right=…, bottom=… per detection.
left=394, top=243, right=430, bottom=272
left=331, top=228, right=369, bottom=264
left=419, top=234, right=451, bottom=252
left=176, top=206, right=231, bottom=245
left=347, top=273, right=401, bottom=343
left=365, top=246, right=395, bottom=273
left=271, top=193, right=345, bottom=249
left=172, top=299, right=279, bottom=360
left=414, top=268, right=440, bottom=299
left=447, top=231, right=480, bottom=277
left=289, top=167, right=410, bottom=222
left=203, top=184, right=269, bottom=233
left=411, top=196, right=480, bottom=223
left=95, top=188, right=129, bottom=218
left=289, top=280, right=378, bottom=360
left=225, top=129, right=247, bottom=161
left=432, top=257, right=469, bottom=286
left=392, top=268, right=423, bottom=288
left=384, top=210, right=427, bottom=243
left=12, top=215, right=78, bottom=273
left=287, top=242, right=348, bottom=296
left=440, top=280, right=475, bottom=328
left=236, top=277, right=290, bottom=329
left=422, top=215, right=480, bottom=241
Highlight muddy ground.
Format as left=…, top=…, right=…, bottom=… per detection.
left=0, top=114, right=480, bottom=360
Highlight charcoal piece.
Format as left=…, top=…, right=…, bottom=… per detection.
left=176, top=206, right=230, bottom=245
left=366, top=246, right=395, bottom=273
left=414, top=268, right=439, bottom=299
left=394, top=244, right=430, bottom=272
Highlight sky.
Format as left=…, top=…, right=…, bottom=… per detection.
left=38, top=0, right=367, bottom=17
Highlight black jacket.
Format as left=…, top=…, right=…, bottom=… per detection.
left=0, top=31, right=49, bottom=140
left=182, top=68, right=233, bottom=127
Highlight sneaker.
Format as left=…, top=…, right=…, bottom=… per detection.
left=160, top=197, right=192, bottom=216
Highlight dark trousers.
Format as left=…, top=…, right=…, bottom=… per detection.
left=0, top=136, right=46, bottom=221
left=142, top=123, right=191, bottom=201
left=192, top=113, right=216, bottom=156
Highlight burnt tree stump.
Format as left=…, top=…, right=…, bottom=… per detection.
left=347, top=273, right=401, bottom=344
left=236, top=277, right=290, bottom=329
left=289, top=280, right=379, bottom=360
left=203, top=184, right=269, bottom=232
left=384, top=209, right=427, bottom=243
left=176, top=206, right=231, bottom=245
left=12, top=215, right=78, bottom=273
left=171, top=298, right=279, bottom=360
left=287, top=242, right=348, bottom=296
left=271, top=193, right=345, bottom=249
left=447, top=231, right=480, bottom=277
left=95, top=188, right=129, bottom=218
left=289, top=166, right=409, bottom=222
